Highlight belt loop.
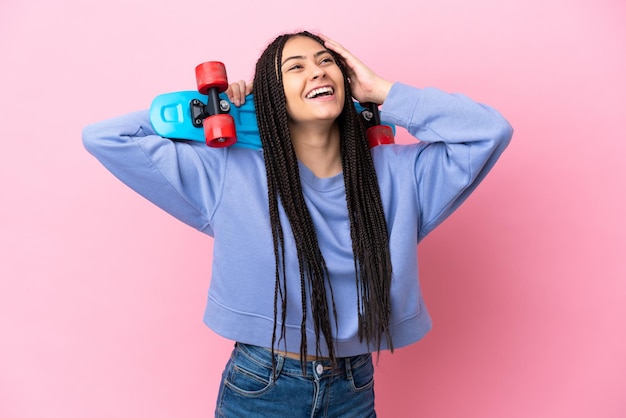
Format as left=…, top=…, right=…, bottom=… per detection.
left=272, top=350, right=285, bottom=380
left=276, top=353, right=285, bottom=374
left=344, top=356, right=354, bottom=380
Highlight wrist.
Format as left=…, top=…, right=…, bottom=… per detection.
left=373, top=80, right=393, bottom=105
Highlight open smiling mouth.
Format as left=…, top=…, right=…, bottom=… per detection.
left=305, top=86, right=335, bottom=99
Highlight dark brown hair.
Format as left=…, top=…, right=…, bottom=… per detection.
left=253, top=31, right=393, bottom=372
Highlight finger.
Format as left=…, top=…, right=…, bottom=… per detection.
left=225, top=83, right=239, bottom=105
left=320, top=34, right=358, bottom=64
left=245, top=81, right=254, bottom=96
left=226, top=80, right=247, bottom=106
left=235, top=80, right=247, bottom=104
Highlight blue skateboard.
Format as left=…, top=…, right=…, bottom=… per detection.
left=149, top=61, right=395, bottom=150
left=150, top=90, right=263, bottom=149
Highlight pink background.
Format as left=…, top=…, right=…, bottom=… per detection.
left=1, top=0, right=625, bottom=417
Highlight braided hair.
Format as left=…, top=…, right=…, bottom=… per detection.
left=252, top=31, right=393, bottom=372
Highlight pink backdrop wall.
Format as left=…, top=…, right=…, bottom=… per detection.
left=1, top=0, right=625, bottom=417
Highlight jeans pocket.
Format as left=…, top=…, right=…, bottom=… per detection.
left=224, top=349, right=275, bottom=397
left=348, top=354, right=375, bottom=393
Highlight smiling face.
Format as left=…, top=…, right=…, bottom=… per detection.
left=280, top=36, right=346, bottom=127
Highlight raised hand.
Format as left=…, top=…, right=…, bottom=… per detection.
left=319, top=34, right=393, bottom=105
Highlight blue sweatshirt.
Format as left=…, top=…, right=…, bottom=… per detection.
left=82, top=83, right=513, bottom=357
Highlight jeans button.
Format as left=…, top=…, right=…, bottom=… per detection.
left=316, top=363, right=324, bottom=375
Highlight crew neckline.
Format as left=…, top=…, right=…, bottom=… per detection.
left=298, top=161, right=344, bottom=192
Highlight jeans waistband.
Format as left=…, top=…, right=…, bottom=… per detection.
left=235, top=342, right=371, bottom=378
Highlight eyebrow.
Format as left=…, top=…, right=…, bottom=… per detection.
left=281, top=50, right=330, bottom=67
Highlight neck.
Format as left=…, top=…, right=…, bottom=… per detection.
left=289, top=121, right=342, bottom=178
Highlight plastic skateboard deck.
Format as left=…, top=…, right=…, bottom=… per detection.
left=150, top=90, right=262, bottom=149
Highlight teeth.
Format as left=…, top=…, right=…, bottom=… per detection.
left=306, top=86, right=334, bottom=99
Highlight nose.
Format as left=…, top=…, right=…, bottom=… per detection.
left=310, top=65, right=326, bottom=80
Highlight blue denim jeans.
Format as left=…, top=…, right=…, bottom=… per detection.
left=215, top=343, right=376, bottom=417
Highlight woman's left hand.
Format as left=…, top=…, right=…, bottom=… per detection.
left=320, top=34, right=393, bottom=105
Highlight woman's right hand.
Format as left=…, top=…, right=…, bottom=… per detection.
left=226, top=80, right=253, bottom=107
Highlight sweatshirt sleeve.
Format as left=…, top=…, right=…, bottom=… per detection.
left=380, top=83, right=513, bottom=240
left=82, top=110, right=225, bottom=235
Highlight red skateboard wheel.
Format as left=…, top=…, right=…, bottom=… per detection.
left=195, top=61, right=229, bottom=95
left=366, top=125, right=394, bottom=148
left=203, top=114, right=237, bottom=147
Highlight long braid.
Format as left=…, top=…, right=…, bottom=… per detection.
left=253, top=32, right=393, bottom=373
left=335, top=66, right=394, bottom=353
left=253, top=39, right=289, bottom=374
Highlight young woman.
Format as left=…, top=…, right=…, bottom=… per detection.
left=83, top=31, right=512, bottom=417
